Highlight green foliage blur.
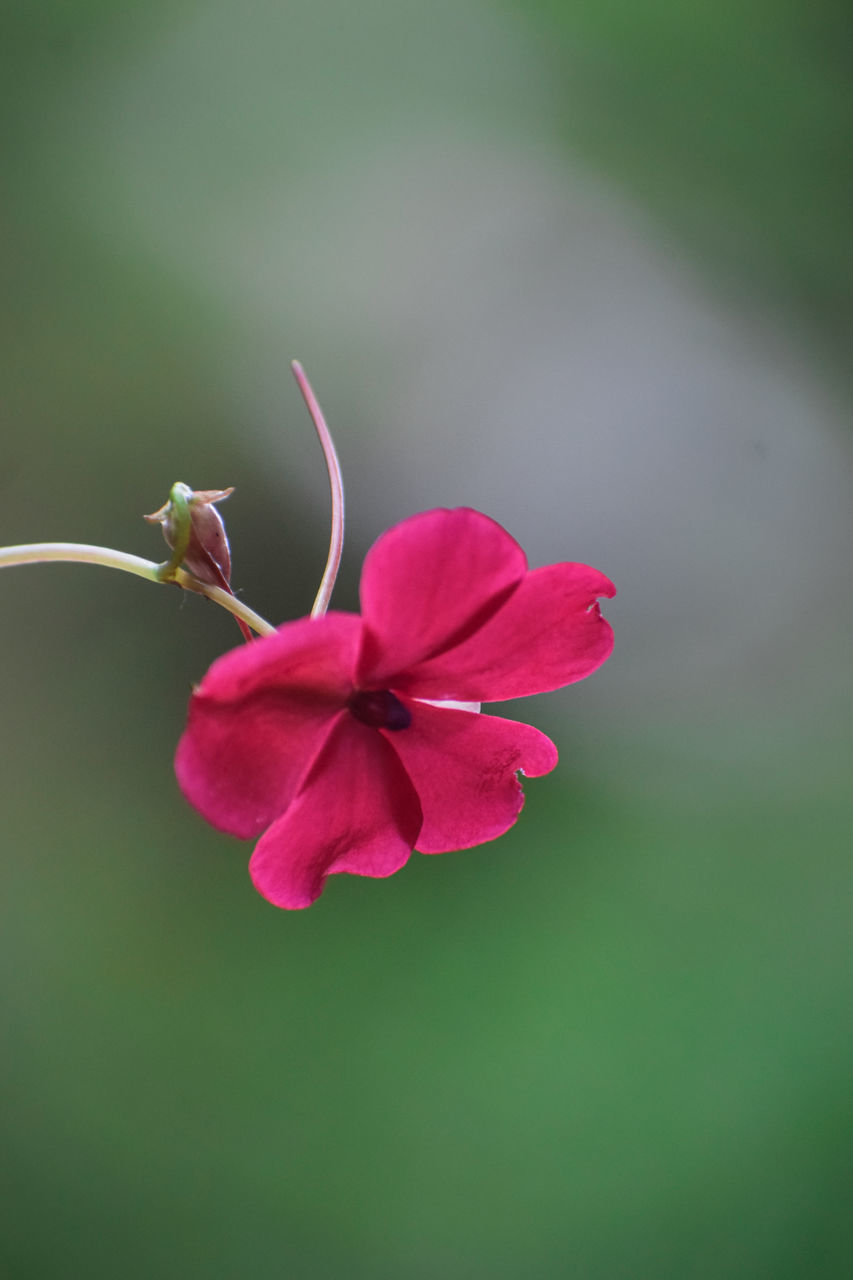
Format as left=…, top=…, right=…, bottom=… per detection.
left=1, top=2, right=851, bottom=1277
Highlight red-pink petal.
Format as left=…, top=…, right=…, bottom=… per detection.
left=356, top=508, right=528, bottom=687
left=249, top=713, right=423, bottom=909
left=175, top=613, right=361, bottom=839
left=384, top=699, right=558, bottom=854
left=392, top=563, right=615, bottom=702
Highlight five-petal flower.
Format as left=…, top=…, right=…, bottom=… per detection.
left=176, top=508, right=615, bottom=908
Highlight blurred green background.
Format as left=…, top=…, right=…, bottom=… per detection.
left=2, top=1, right=851, bottom=1276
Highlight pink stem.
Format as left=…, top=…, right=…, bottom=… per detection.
left=291, top=361, right=345, bottom=618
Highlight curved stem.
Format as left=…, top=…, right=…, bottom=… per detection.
left=0, top=543, right=277, bottom=636
left=291, top=360, right=345, bottom=617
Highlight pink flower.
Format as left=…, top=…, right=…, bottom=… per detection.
left=176, top=508, right=615, bottom=909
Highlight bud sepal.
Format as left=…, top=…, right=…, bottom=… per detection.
left=145, top=483, right=235, bottom=590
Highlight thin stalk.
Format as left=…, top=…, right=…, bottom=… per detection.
left=0, top=542, right=277, bottom=636
left=291, top=360, right=345, bottom=617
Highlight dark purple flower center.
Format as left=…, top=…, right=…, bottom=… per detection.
left=348, top=688, right=411, bottom=731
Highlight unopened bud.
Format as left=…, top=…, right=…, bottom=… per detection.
left=145, top=483, right=235, bottom=589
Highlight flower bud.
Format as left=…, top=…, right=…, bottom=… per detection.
left=145, top=483, right=235, bottom=589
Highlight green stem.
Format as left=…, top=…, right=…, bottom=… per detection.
left=155, top=482, right=193, bottom=583
left=0, top=542, right=277, bottom=636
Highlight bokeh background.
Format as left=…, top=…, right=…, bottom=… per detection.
left=2, top=2, right=851, bottom=1276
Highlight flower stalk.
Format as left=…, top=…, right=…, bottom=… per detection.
left=0, top=542, right=276, bottom=636
left=291, top=360, right=345, bottom=618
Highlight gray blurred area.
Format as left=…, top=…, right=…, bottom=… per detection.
left=2, top=2, right=851, bottom=1277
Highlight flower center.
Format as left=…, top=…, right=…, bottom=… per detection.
left=348, top=689, right=411, bottom=731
